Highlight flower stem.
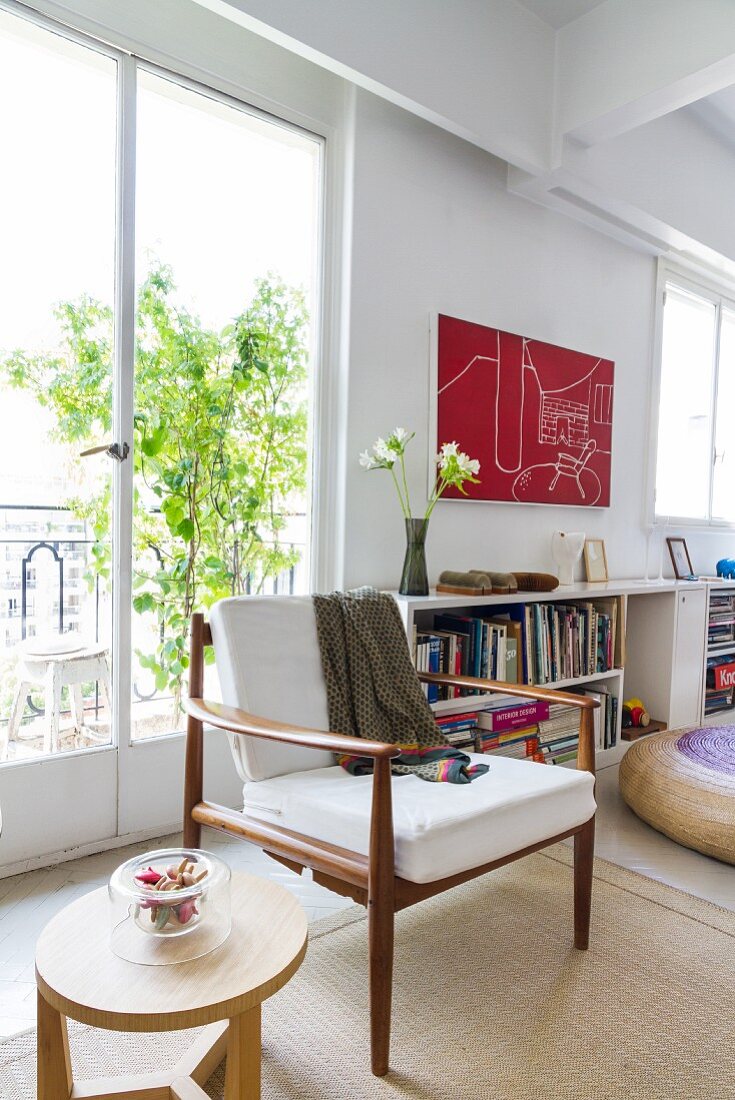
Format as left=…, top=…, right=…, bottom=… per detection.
left=424, top=475, right=448, bottom=521
left=390, top=466, right=410, bottom=519
left=399, top=451, right=412, bottom=518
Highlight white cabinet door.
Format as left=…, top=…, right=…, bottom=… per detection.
left=670, top=589, right=706, bottom=729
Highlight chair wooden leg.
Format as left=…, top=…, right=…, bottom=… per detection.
left=368, top=892, right=394, bottom=1077
left=184, top=614, right=205, bottom=850
left=573, top=817, right=595, bottom=950
left=183, top=713, right=203, bottom=849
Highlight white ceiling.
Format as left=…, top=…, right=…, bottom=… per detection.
left=689, top=85, right=735, bottom=149
left=517, top=0, right=607, bottom=29
left=701, top=85, right=735, bottom=124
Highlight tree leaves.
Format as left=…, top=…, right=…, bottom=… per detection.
left=176, top=518, right=195, bottom=543
left=0, top=261, right=310, bottom=717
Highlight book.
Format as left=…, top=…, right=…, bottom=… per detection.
left=434, top=614, right=481, bottom=692
left=484, top=615, right=522, bottom=683
left=575, top=687, right=605, bottom=750
left=477, top=699, right=550, bottom=733
left=480, top=734, right=540, bottom=758
left=426, top=634, right=442, bottom=703
left=430, top=692, right=519, bottom=716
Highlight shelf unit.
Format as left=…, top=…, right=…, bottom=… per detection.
left=702, top=587, right=735, bottom=721
left=395, top=586, right=628, bottom=768
left=396, top=577, right=735, bottom=768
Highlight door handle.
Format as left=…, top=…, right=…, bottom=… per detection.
left=80, top=442, right=130, bottom=462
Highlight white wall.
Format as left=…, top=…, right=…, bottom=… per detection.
left=341, top=90, right=735, bottom=589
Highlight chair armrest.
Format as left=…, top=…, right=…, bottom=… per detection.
left=185, top=697, right=401, bottom=760
left=417, top=671, right=599, bottom=710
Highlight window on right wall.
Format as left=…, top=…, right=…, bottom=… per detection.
left=654, top=275, right=735, bottom=524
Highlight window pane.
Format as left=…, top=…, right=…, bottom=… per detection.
left=712, top=308, right=735, bottom=521
left=0, top=13, right=116, bottom=759
left=131, top=70, right=320, bottom=740
left=655, top=285, right=716, bottom=520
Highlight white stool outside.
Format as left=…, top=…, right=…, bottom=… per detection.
left=3, top=636, right=111, bottom=759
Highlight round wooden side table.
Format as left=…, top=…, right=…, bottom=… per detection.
left=35, top=871, right=308, bottom=1100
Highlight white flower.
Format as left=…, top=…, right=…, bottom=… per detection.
left=374, top=437, right=392, bottom=461
left=358, top=427, right=417, bottom=519
left=437, top=441, right=458, bottom=463
left=435, top=440, right=480, bottom=491
left=457, top=454, right=480, bottom=476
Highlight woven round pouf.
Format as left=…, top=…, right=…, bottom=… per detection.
left=619, top=726, right=735, bottom=864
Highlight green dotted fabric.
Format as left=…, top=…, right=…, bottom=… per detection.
left=312, top=588, right=488, bottom=783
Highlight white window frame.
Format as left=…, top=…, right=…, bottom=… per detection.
left=649, top=259, right=735, bottom=530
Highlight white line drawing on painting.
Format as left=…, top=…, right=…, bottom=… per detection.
left=439, top=334, right=608, bottom=502
left=439, top=329, right=527, bottom=473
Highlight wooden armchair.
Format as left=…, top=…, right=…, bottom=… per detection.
left=183, top=597, right=598, bottom=1077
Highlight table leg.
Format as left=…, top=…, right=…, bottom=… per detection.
left=224, top=1004, right=261, bottom=1100
left=71, top=684, right=85, bottom=733
left=45, top=665, right=62, bottom=755
left=37, top=989, right=72, bottom=1100
left=3, top=680, right=28, bottom=759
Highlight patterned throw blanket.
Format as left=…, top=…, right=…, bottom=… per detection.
left=312, top=588, right=488, bottom=784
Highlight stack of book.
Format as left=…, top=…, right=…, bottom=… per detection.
left=576, top=685, right=618, bottom=749
left=518, top=599, right=620, bottom=685
left=430, top=694, right=611, bottom=764
left=434, top=710, right=480, bottom=751
left=705, top=655, right=735, bottom=714
left=708, top=593, right=735, bottom=647
left=475, top=698, right=548, bottom=761
left=416, top=597, right=622, bottom=695
left=535, top=703, right=580, bottom=764
left=413, top=613, right=523, bottom=700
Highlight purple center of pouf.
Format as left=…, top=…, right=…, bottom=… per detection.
left=676, top=726, right=735, bottom=776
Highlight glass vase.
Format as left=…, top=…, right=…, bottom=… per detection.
left=399, top=518, right=429, bottom=596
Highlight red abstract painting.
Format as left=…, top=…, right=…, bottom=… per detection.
left=435, top=314, right=614, bottom=507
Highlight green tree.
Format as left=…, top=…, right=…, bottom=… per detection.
left=2, top=264, right=309, bottom=717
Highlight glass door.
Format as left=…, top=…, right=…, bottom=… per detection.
left=0, top=8, right=120, bottom=862
left=117, top=66, right=321, bottom=833
left=0, top=4, right=323, bottom=855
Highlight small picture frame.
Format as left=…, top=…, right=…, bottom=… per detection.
left=667, top=537, right=695, bottom=580
left=583, top=538, right=608, bottom=582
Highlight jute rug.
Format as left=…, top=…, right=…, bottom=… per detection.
left=2, top=847, right=733, bottom=1099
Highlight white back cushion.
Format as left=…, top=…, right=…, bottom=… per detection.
left=209, top=595, right=335, bottom=782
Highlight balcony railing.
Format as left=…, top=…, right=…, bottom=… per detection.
left=0, top=503, right=306, bottom=737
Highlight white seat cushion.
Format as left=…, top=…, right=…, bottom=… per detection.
left=243, top=755, right=596, bottom=884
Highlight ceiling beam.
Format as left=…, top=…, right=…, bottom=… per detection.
left=192, top=0, right=557, bottom=173
left=556, top=0, right=735, bottom=147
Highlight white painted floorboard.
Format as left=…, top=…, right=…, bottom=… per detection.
left=0, top=763, right=731, bottom=1038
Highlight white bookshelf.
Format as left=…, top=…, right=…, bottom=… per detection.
left=395, top=577, right=734, bottom=769
left=394, top=587, right=630, bottom=768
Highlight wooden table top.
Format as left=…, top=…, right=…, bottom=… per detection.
left=35, top=871, right=308, bottom=1032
